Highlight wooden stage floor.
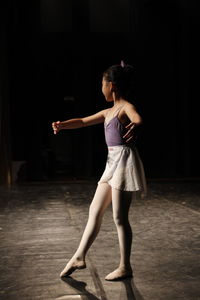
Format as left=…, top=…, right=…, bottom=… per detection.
left=0, top=181, right=200, bottom=300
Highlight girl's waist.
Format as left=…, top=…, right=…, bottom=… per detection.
left=108, top=143, right=135, bottom=151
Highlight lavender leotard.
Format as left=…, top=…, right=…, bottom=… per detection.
left=104, top=116, right=127, bottom=147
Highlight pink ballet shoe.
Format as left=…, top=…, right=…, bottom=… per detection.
left=60, top=260, right=86, bottom=278
left=105, top=268, right=133, bottom=281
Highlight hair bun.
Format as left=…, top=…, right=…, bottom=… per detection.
left=120, top=60, right=125, bottom=68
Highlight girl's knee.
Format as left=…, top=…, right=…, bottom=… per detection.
left=113, top=213, right=128, bottom=226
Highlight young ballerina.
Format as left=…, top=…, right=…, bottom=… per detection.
left=52, top=61, right=147, bottom=281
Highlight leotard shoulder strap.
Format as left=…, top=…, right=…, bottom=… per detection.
left=105, top=105, right=124, bottom=124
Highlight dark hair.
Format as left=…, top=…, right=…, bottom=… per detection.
left=103, top=63, right=136, bottom=100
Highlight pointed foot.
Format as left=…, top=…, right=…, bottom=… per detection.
left=60, top=260, right=86, bottom=278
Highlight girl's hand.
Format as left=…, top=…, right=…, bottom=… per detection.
left=52, top=121, right=61, bottom=135
left=123, top=122, right=138, bottom=143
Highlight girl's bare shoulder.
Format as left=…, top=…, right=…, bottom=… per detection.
left=119, top=101, right=139, bottom=123
left=123, top=101, right=137, bottom=111
left=101, top=108, right=111, bottom=118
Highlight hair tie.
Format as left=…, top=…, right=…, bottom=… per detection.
left=120, top=60, right=125, bottom=68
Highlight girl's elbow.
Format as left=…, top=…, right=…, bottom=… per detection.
left=135, top=117, right=143, bottom=126
left=81, top=119, right=87, bottom=127
left=139, top=118, right=143, bottom=125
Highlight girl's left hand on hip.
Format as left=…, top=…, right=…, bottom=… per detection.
left=123, top=122, right=137, bottom=143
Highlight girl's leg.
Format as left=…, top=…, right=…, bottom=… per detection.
left=105, top=188, right=133, bottom=281
left=60, top=183, right=112, bottom=277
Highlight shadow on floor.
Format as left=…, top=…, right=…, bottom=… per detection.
left=122, top=278, right=145, bottom=300
left=61, top=276, right=100, bottom=299
left=61, top=276, right=145, bottom=300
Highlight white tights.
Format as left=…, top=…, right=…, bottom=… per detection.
left=73, top=183, right=133, bottom=268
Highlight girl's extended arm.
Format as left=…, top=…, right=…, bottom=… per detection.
left=52, top=109, right=109, bottom=134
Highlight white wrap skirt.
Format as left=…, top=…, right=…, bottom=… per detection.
left=98, top=145, right=147, bottom=196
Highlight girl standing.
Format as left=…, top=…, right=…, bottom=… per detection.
left=52, top=62, right=147, bottom=281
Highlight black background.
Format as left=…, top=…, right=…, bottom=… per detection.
left=2, top=0, right=200, bottom=181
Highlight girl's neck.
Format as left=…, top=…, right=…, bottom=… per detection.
left=112, top=92, right=125, bottom=106
left=113, top=98, right=125, bottom=106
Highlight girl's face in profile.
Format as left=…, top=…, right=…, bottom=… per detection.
left=102, top=77, right=113, bottom=102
